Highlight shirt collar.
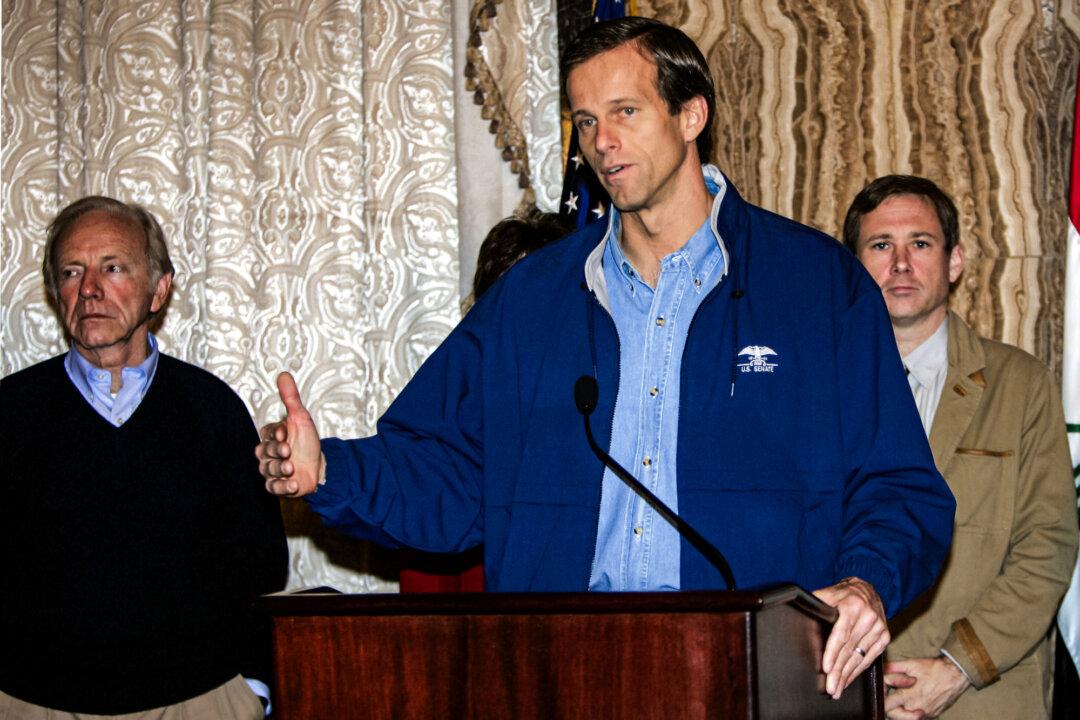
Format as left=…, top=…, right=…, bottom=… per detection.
left=603, top=212, right=718, bottom=297
left=65, top=332, right=160, bottom=397
left=584, top=164, right=731, bottom=309
left=902, top=317, right=948, bottom=388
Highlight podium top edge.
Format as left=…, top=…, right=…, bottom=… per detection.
left=258, top=584, right=838, bottom=623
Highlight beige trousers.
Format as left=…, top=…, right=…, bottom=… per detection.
left=0, top=674, right=263, bottom=720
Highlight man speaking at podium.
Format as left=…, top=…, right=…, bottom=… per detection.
left=259, top=17, right=954, bottom=698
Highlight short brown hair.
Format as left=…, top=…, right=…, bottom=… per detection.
left=472, top=209, right=569, bottom=300
left=562, top=16, right=716, bottom=164
left=842, top=175, right=960, bottom=255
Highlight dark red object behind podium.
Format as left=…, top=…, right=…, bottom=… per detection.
left=398, top=547, right=484, bottom=593
left=261, top=586, right=884, bottom=719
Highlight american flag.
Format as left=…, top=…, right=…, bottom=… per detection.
left=559, top=0, right=630, bottom=229
left=1057, top=58, right=1080, bottom=688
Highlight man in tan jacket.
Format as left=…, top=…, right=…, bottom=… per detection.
left=843, top=175, right=1078, bottom=719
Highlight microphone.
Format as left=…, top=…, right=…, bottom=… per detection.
left=574, top=376, right=737, bottom=591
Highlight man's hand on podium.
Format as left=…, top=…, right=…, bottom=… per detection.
left=813, top=576, right=889, bottom=700
left=257, top=371, right=326, bottom=497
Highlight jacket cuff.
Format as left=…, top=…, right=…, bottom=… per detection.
left=942, top=618, right=1000, bottom=689
left=835, top=555, right=897, bottom=617
left=306, top=438, right=351, bottom=512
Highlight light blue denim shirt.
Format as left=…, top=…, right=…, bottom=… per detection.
left=64, top=333, right=160, bottom=427
left=589, top=172, right=727, bottom=591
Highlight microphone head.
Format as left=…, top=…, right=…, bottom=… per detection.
left=574, top=375, right=598, bottom=416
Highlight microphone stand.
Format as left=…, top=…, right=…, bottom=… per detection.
left=575, top=376, right=736, bottom=591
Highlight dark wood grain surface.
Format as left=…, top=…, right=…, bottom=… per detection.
left=262, top=587, right=883, bottom=719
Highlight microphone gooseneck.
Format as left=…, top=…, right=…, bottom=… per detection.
left=574, top=375, right=737, bottom=591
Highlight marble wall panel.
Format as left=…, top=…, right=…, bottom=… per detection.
left=639, top=0, right=1080, bottom=375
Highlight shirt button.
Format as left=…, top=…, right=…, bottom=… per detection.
left=642, top=456, right=651, bottom=467
left=694, top=277, right=702, bottom=287
left=634, top=527, right=643, bottom=536
left=649, top=387, right=659, bottom=397
left=655, top=317, right=665, bottom=326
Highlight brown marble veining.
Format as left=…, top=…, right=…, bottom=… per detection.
left=635, top=0, right=1079, bottom=376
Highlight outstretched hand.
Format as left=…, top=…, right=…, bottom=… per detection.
left=813, top=576, right=890, bottom=699
left=256, top=371, right=324, bottom=497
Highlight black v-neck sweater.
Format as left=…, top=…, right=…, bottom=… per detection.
left=1, top=354, right=288, bottom=714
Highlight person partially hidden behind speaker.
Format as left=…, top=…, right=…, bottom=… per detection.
left=258, top=17, right=956, bottom=700
left=844, top=175, right=1078, bottom=719
left=0, top=197, right=288, bottom=719
left=468, top=209, right=571, bottom=308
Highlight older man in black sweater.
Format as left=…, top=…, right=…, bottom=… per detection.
left=0, top=197, right=288, bottom=719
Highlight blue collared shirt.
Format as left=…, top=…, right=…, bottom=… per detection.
left=64, top=334, right=160, bottom=427
left=589, top=175, right=727, bottom=591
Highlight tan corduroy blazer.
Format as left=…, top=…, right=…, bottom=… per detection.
left=888, top=312, right=1078, bottom=719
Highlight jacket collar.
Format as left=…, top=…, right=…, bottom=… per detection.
left=582, top=164, right=743, bottom=311
left=928, top=310, right=987, bottom=468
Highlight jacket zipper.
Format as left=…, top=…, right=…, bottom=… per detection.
left=584, top=287, right=621, bottom=591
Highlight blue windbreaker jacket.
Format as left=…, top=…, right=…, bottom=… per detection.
left=310, top=172, right=954, bottom=617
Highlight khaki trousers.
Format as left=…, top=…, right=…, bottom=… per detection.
left=0, top=674, right=262, bottom=720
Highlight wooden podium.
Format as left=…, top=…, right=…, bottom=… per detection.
left=261, top=586, right=884, bottom=719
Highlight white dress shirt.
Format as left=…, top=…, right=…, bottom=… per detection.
left=901, top=318, right=949, bottom=435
